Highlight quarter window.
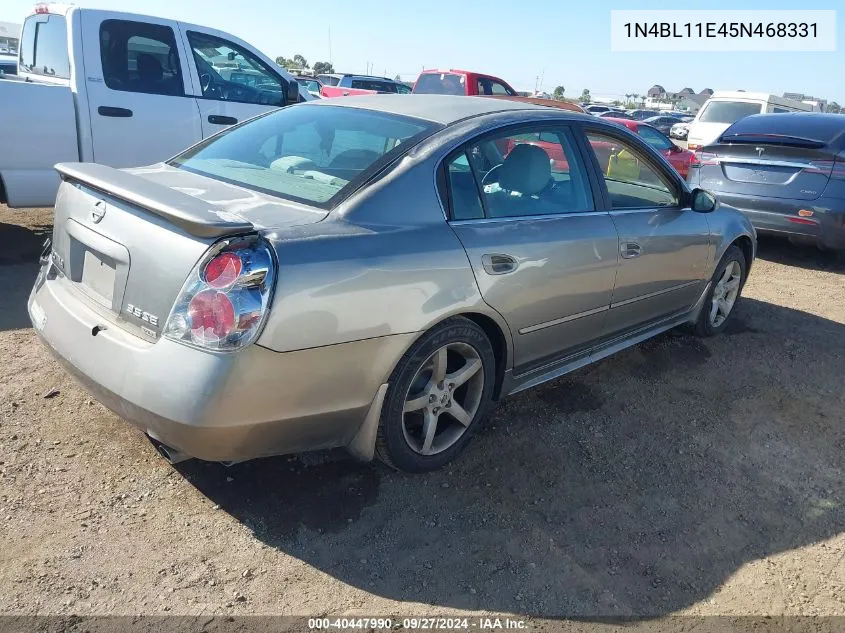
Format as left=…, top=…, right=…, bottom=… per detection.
left=19, top=14, right=69, bottom=79
left=586, top=132, right=678, bottom=209
left=187, top=31, right=283, bottom=106
left=100, top=20, right=183, bottom=96
left=445, top=127, right=594, bottom=220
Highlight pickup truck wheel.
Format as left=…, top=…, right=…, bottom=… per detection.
left=375, top=317, right=495, bottom=473
left=693, top=245, right=746, bottom=337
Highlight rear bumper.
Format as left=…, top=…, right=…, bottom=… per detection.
left=28, top=267, right=412, bottom=462
left=713, top=193, right=845, bottom=251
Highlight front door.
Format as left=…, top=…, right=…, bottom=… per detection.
left=444, top=125, right=619, bottom=373
left=181, top=29, right=285, bottom=138
left=81, top=14, right=202, bottom=167
left=583, top=129, right=711, bottom=338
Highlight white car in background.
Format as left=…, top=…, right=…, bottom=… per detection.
left=686, top=91, right=815, bottom=151
left=670, top=121, right=690, bottom=140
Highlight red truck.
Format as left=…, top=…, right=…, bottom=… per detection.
left=412, top=69, right=518, bottom=96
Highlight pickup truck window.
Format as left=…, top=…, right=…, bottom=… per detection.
left=100, top=20, right=183, bottom=96
left=19, top=14, right=70, bottom=79
left=170, top=105, right=434, bottom=208
left=187, top=31, right=283, bottom=107
left=413, top=72, right=465, bottom=95
left=477, top=77, right=514, bottom=96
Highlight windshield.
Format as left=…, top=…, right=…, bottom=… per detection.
left=699, top=101, right=762, bottom=124
left=170, top=105, right=436, bottom=208
left=413, top=72, right=466, bottom=95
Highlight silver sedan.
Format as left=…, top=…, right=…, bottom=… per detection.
left=29, top=95, right=755, bottom=472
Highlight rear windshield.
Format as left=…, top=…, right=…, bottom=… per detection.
left=699, top=101, right=762, bottom=124
left=413, top=72, right=466, bottom=95
left=170, top=105, right=436, bottom=208
left=722, top=114, right=845, bottom=147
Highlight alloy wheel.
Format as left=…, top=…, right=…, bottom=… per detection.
left=401, top=342, right=485, bottom=455
left=709, top=260, right=742, bottom=327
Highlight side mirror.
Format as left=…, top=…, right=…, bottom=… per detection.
left=691, top=188, right=717, bottom=213
left=286, top=79, right=301, bottom=104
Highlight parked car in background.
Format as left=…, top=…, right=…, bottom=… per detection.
left=689, top=113, right=845, bottom=254
left=642, top=115, right=687, bottom=135
left=630, top=109, right=660, bottom=120
left=584, top=104, right=612, bottom=115
left=599, top=110, right=633, bottom=120
left=316, top=73, right=409, bottom=94
left=686, top=91, right=815, bottom=151
left=487, top=95, right=585, bottom=113
left=0, top=52, right=16, bottom=76
left=670, top=121, right=690, bottom=140
left=1, top=4, right=307, bottom=208
left=412, top=69, right=517, bottom=96
left=29, top=95, right=754, bottom=473
left=604, top=117, right=696, bottom=178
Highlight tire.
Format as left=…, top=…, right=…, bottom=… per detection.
left=693, top=245, right=747, bottom=337
left=375, top=316, right=496, bottom=473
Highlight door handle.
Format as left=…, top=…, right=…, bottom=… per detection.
left=481, top=253, right=518, bottom=275
left=621, top=242, right=641, bottom=259
left=98, top=106, right=133, bottom=118
left=208, top=115, right=238, bottom=125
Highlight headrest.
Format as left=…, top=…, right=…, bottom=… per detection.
left=498, top=143, right=551, bottom=195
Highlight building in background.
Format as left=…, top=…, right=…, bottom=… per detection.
left=783, top=92, right=827, bottom=112
left=0, top=21, right=21, bottom=55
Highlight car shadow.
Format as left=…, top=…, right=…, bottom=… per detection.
left=179, top=297, right=845, bottom=618
left=756, top=234, right=845, bottom=273
left=0, top=221, right=50, bottom=331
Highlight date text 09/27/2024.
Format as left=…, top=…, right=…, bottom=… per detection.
left=623, top=22, right=818, bottom=39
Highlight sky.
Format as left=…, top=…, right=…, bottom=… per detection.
left=4, top=0, right=843, bottom=104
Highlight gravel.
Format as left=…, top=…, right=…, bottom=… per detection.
left=1, top=204, right=843, bottom=617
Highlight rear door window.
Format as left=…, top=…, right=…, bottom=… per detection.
left=19, top=13, right=69, bottom=79
left=636, top=126, right=673, bottom=151
left=100, top=20, right=183, bottom=96
left=351, top=79, right=398, bottom=93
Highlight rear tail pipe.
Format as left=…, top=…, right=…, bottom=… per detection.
left=146, top=435, right=191, bottom=465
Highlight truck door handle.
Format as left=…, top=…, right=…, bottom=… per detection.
left=98, top=106, right=133, bottom=118
left=621, top=242, right=641, bottom=259
left=481, top=253, right=518, bottom=275
left=208, top=115, right=238, bottom=125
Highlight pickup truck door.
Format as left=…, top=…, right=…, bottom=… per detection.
left=79, top=13, right=202, bottom=167
left=179, top=26, right=288, bottom=138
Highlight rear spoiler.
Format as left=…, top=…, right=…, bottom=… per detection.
left=54, top=162, right=254, bottom=239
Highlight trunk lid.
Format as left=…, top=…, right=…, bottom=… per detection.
left=50, top=163, right=326, bottom=342
left=693, top=142, right=834, bottom=201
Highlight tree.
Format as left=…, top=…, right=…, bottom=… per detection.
left=625, top=93, right=632, bottom=105
left=826, top=101, right=841, bottom=114
left=394, top=74, right=402, bottom=82
left=580, top=88, right=591, bottom=103
left=553, top=85, right=565, bottom=100
left=275, top=54, right=311, bottom=70
left=312, top=61, right=334, bottom=74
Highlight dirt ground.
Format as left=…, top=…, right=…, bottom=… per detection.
left=1, top=204, right=843, bottom=620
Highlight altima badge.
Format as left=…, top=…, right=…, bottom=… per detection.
left=92, top=199, right=107, bottom=223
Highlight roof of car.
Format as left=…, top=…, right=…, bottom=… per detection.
left=722, top=113, right=845, bottom=145
left=306, top=94, right=571, bottom=125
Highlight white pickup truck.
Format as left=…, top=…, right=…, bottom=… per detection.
left=1, top=4, right=310, bottom=208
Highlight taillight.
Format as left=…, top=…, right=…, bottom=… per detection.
left=164, top=235, right=276, bottom=351
left=691, top=151, right=718, bottom=167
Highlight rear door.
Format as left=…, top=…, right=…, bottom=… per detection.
left=181, top=28, right=287, bottom=137
left=80, top=13, right=202, bottom=167
left=444, top=123, right=619, bottom=374
left=583, top=127, right=710, bottom=336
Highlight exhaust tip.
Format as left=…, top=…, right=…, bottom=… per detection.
left=147, top=435, right=192, bottom=465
